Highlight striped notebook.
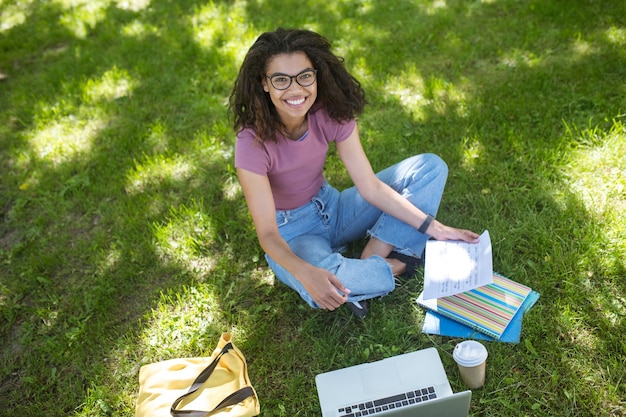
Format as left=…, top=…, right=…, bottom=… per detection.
left=416, top=273, right=532, bottom=340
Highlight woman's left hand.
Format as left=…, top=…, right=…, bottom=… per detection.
left=427, top=220, right=480, bottom=243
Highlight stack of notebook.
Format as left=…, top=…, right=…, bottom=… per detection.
left=415, top=231, right=540, bottom=343
left=416, top=273, right=540, bottom=343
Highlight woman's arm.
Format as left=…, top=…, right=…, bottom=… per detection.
left=236, top=167, right=351, bottom=310
left=336, top=125, right=479, bottom=243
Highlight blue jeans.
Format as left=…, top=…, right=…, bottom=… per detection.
left=266, top=153, right=448, bottom=308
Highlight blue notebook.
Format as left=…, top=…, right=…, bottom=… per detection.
left=421, top=290, right=540, bottom=343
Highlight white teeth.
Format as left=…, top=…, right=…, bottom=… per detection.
left=286, top=97, right=305, bottom=106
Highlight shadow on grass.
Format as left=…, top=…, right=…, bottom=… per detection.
left=0, top=0, right=624, bottom=415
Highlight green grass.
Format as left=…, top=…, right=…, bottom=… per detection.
left=1, top=0, right=625, bottom=415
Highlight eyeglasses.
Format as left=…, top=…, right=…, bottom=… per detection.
left=266, top=69, right=317, bottom=90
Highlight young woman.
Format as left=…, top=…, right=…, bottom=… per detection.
left=229, top=28, right=479, bottom=318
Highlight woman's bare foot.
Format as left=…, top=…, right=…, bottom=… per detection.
left=361, top=237, right=407, bottom=276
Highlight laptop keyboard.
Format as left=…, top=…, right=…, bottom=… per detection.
left=337, top=386, right=437, bottom=416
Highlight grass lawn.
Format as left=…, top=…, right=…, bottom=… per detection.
left=1, top=0, right=625, bottom=415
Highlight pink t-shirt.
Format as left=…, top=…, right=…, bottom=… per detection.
left=235, top=107, right=356, bottom=210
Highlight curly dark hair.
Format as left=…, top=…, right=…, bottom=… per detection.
left=228, top=28, right=366, bottom=143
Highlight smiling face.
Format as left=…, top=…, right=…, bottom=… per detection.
left=262, top=52, right=317, bottom=129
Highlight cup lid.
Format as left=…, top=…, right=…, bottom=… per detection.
left=453, top=341, right=488, bottom=367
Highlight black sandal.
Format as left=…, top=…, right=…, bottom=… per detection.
left=346, top=299, right=369, bottom=319
left=387, top=251, right=424, bottom=278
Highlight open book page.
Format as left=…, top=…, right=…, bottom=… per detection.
left=422, top=230, right=493, bottom=300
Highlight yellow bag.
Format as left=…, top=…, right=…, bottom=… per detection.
left=135, top=333, right=260, bottom=417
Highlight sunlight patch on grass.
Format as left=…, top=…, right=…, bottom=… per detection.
left=459, top=134, right=485, bottom=172
left=222, top=174, right=241, bottom=201
left=604, top=26, right=626, bottom=46
left=121, top=19, right=158, bottom=39
left=28, top=112, right=105, bottom=166
left=152, top=200, right=218, bottom=273
left=590, top=283, right=626, bottom=328
left=139, top=285, right=222, bottom=356
left=571, top=37, right=598, bottom=60
left=561, top=118, right=626, bottom=326
left=559, top=304, right=598, bottom=350
left=563, top=120, right=626, bottom=222
left=189, top=129, right=233, bottom=162
left=382, top=68, right=472, bottom=121
left=96, top=244, right=123, bottom=276
left=568, top=265, right=626, bottom=326
left=252, top=267, right=275, bottom=287
left=418, top=0, right=448, bottom=16
left=141, top=121, right=170, bottom=154
left=82, top=66, right=137, bottom=103
left=353, top=0, right=373, bottom=15
left=116, top=0, right=150, bottom=13
left=0, top=0, right=35, bottom=32
left=333, top=22, right=378, bottom=69
left=191, top=0, right=256, bottom=65
left=384, top=70, right=430, bottom=120
left=54, top=0, right=110, bottom=38
left=499, top=48, right=542, bottom=68
left=125, top=153, right=194, bottom=195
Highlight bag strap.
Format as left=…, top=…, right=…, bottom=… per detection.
left=170, top=342, right=256, bottom=417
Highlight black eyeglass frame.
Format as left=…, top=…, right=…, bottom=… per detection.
left=265, top=69, right=318, bottom=90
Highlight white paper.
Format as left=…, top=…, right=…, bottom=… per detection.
left=422, top=230, right=493, bottom=300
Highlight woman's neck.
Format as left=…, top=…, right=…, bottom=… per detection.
left=282, top=117, right=308, bottom=141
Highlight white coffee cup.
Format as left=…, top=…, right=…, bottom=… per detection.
left=452, top=341, right=488, bottom=389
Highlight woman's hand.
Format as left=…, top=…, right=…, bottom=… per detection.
left=295, top=264, right=351, bottom=311
left=427, top=220, right=480, bottom=243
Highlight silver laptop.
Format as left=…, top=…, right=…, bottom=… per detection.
left=315, top=348, right=471, bottom=417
